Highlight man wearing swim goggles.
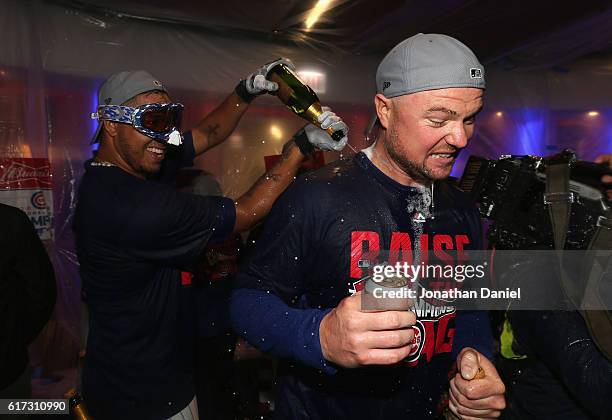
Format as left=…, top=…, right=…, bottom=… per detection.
left=76, top=63, right=348, bottom=420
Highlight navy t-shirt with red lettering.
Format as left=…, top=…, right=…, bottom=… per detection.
left=233, top=151, right=486, bottom=419
left=74, top=132, right=235, bottom=419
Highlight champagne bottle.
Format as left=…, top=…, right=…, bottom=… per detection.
left=65, top=388, right=92, bottom=420
left=267, top=63, right=345, bottom=142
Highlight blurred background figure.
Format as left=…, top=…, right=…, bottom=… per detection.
left=178, top=149, right=328, bottom=419
left=0, top=203, right=56, bottom=418
left=178, top=169, right=252, bottom=419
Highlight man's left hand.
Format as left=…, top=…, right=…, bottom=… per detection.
left=448, top=347, right=506, bottom=419
left=306, top=107, right=348, bottom=152
left=290, top=107, right=349, bottom=156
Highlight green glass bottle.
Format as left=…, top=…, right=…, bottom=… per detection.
left=267, top=63, right=345, bottom=142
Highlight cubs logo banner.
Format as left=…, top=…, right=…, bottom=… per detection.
left=0, top=158, right=54, bottom=240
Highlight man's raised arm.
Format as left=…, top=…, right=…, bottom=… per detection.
left=191, top=58, right=295, bottom=156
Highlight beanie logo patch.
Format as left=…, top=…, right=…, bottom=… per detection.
left=153, top=80, right=163, bottom=87
left=470, top=68, right=482, bottom=79
left=383, top=81, right=391, bottom=91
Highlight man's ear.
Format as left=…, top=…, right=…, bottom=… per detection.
left=102, top=120, right=118, bottom=139
left=374, top=94, right=392, bottom=130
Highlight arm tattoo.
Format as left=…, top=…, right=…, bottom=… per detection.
left=281, top=138, right=298, bottom=158
left=265, top=143, right=295, bottom=182
left=206, top=123, right=220, bottom=141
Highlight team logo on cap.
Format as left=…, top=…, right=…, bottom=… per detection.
left=153, top=80, right=163, bottom=87
left=470, top=68, right=483, bottom=79
left=383, top=81, right=391, bottom=91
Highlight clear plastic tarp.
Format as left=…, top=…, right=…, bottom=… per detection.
left=0, top=0, right=610, bottom=398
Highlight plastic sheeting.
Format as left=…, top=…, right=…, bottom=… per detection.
left=0, top=0, right=610, bottom=398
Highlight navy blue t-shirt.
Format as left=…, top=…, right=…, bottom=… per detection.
left=74, top=132, right=235, bottom=419
left=234, top=152, right=484, bottom=419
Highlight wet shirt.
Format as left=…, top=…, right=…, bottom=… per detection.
left=74, top=132, right=235, bottom=419
left=235, top=152, right=484, bottom=419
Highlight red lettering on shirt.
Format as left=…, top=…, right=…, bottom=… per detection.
left=350, top=231, right=380, bottom=279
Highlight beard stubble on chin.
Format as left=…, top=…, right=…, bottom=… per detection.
left=384, top=130, right=434, bottom=183
left=117, top=138, right=161, bottom=177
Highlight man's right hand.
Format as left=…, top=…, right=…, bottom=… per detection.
left=245, top=57, right=296, bottom=96
left=319, top=292, right=417, bottom=368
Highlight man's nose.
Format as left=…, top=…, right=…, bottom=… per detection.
left=445, top=123, right=469, bottom=149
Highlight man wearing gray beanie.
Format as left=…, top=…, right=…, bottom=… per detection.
left=231, top=34, right=505, bottom=419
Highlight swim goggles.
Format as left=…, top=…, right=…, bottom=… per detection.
left=91, top=102, right=184, bottom=145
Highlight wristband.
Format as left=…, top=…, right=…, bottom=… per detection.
left=293, top=127, right=315, bottom=157
left=234, top=79, right=256, bottom=103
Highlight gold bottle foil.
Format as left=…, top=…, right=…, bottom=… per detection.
left=268, top=72, right=336, bottom=138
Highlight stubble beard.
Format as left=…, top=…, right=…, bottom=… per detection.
left=385, top=130, right=434, bottom=184
left=118, top=138, right=161, bottom=178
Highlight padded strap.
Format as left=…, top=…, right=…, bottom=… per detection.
left=544, top=163, right=573, bottom=250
